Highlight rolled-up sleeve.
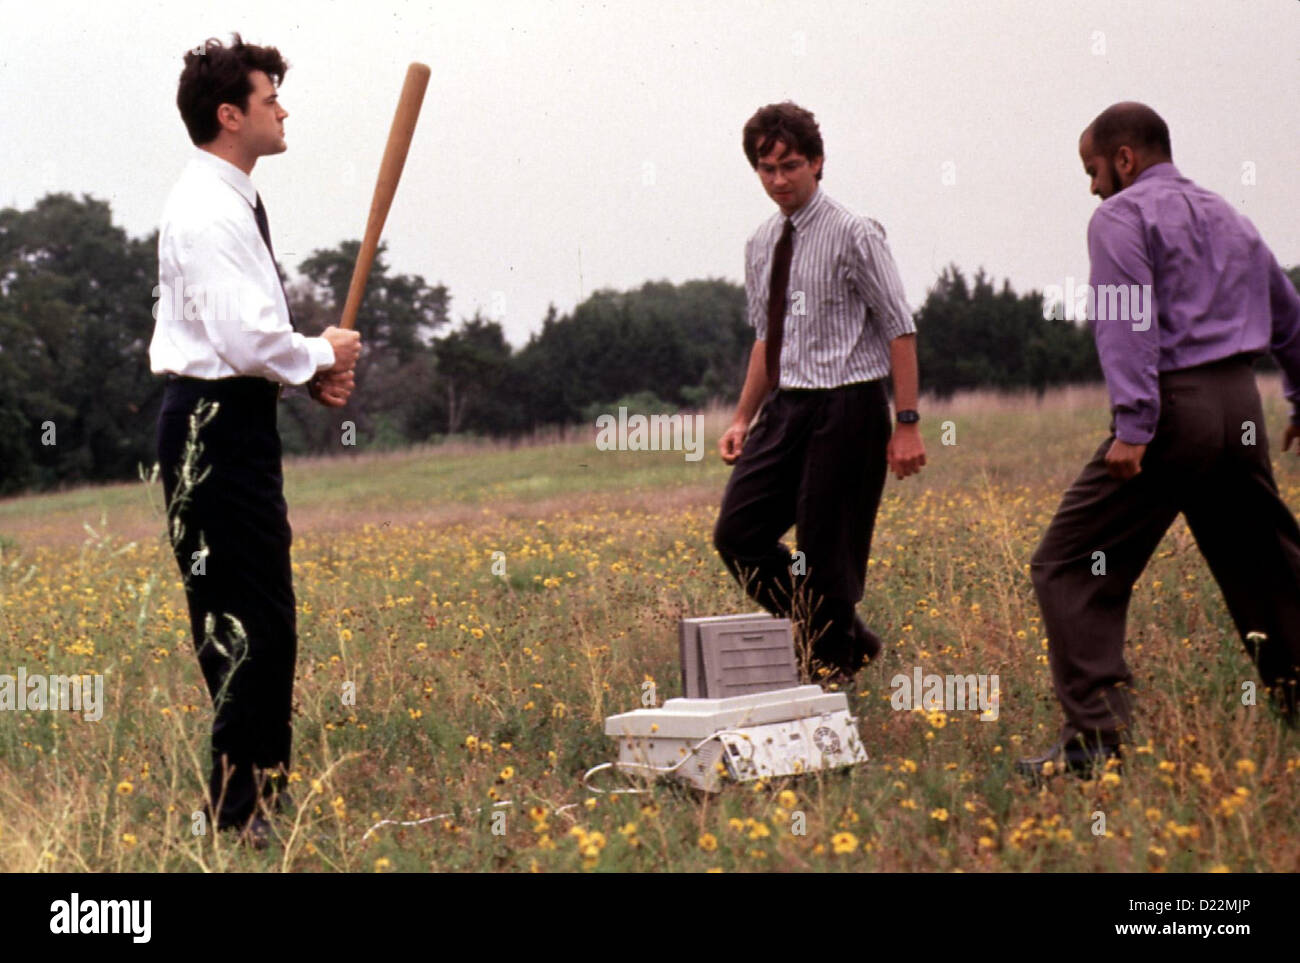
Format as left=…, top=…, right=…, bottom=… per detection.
left=847, top=218, right=915, bottom=341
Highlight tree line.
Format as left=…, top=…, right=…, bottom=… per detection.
left=4, top=193, right=1292, bottom=495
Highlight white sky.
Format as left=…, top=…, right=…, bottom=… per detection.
left=2, top=0, right=1296, bottom=346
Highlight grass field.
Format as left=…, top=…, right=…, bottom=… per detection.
left=1, top=379, right=1298, bottom=872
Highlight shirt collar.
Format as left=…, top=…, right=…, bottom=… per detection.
left=787, top=186, right=826, bottom=232
left=191, top=147, right=258, bottom=208
left=1133, top=161, right=1180, bottom=186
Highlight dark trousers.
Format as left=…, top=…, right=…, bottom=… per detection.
left=157, top=376, right=297, bottom=829
left=1031, top=355, right=1300, bottom=743
left=713, top=381, right=891, bottom=673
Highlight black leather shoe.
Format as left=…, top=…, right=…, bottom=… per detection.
left=1015, top=736, right=1122, bottom=782
left=853, top=615, right=883, bottom=664
left=810, top=615, right=882, bottom=689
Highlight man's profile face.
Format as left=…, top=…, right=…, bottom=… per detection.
left=756, top=140, right=822, bottom=215
left=1078, top=129, right=1120, bottom=200
left=226, top=69, right=288, bottom=157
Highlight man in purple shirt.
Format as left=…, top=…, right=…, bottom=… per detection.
left=1019, top=102, right=1300, bottom=779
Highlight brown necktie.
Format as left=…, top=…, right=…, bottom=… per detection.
left=765, top=218, right=795, bottom=385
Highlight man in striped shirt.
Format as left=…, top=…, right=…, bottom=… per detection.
left=714, top=102, right=926, bottom=686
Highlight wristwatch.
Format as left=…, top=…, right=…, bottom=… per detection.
left=896, top=409, right=920, bottom=425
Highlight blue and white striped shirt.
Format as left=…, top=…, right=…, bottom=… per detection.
left=745, top=187, right=916, bottom=389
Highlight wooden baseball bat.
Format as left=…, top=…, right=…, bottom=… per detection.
left=339, top=62, right=431, bottom=330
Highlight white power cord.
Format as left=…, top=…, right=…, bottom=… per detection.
left=582, top=729, right=750, bottom=793
left=362, top=730, right=751, bottom=840
left=362, top=799, right=581, bottom=842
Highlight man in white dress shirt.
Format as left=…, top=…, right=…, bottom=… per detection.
left=149, top=34, right=361, bottom=846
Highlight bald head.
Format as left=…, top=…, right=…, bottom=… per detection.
left=1082, top=101, right=1172, bottom=163
left=1078, top=101, right=1172, bottom=200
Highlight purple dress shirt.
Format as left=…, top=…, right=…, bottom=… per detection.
left=1086, top=162, right=1300, bottom=444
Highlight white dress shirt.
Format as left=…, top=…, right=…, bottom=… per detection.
left=149, top=148, right=335, bottom=385
left=745, top=187, right=915, bottom=389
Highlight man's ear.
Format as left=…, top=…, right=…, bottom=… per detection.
left=216, top=102, right=243, bottom=134
left=1115, top=145, right=1137, bottom=180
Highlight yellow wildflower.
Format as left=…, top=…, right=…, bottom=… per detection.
left=831, top=832, right=859, bottom=855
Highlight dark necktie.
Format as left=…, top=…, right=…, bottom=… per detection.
left=254, top=193, right=294, bottom=327
left=765, top=218, right=795, bottom=385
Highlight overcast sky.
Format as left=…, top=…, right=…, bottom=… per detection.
left=2, top=0, right=1296, bottom=346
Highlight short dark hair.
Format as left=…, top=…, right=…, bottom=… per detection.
left=743, top=102, right=825, bottom=181
left=176, top=33, right=289, bottom=146
left=1086, top=101, right=1171, bottom=161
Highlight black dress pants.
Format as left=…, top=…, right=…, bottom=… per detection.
left=1031, top=355, right=1300, bottom=742
left=157, top=376, right=297, bottom=830
left=714, top=380, right=891, bottom=673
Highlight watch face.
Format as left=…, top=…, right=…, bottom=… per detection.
left=897, top=410, right=919, bottom=424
